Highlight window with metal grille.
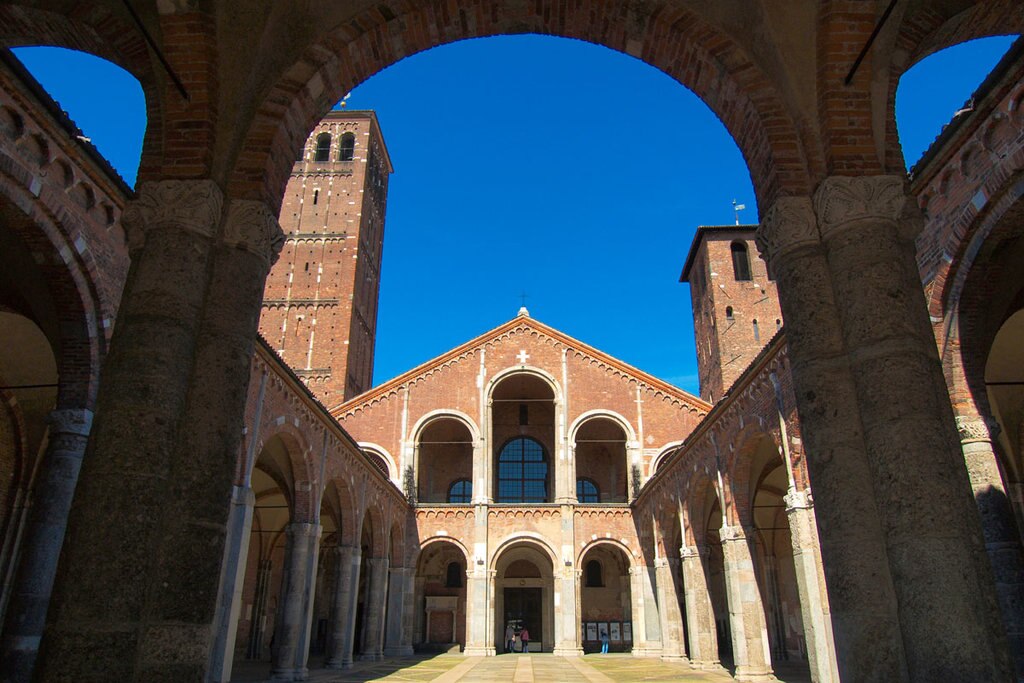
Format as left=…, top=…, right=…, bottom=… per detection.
left=576, top=478, right=599, bottom=503
left=339, top=132, right=355, bottom=161
left=314, top=133, right=331, bottom=162
left=448, top=478, right=472, bottom=504
left=497, top=437, right=548, bottom=503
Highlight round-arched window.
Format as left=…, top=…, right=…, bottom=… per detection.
left=497, top=437, right=548, bottom=503
left=448, top=478, right=472, bottom=503
left=576, top=478, right=599, bottom=503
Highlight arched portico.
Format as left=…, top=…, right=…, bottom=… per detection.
left=577, top=540, right=633, bottom=653
left=491, top=537, right=559, bottom=654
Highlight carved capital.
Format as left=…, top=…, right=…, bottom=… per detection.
left=755, top=196, right=818, bottom=267
left=784, top=488, right=813, bottom=511
left=122, top=180, right=224, bottom=252
left=718, top=524, right=747, bottom=543
left=955, top=415, right=1001, bottom=444
left=678, top=545, right=699, bottom=560
left=813, top=175, right=906, bottom=241
left=47, top=408, right=94, bottom=436
left=223, top=199, right=286, bottom=268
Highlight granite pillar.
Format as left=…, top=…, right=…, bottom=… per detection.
left=655, top=558, right=687, bottom=662
left=0, top=409, right=92, bottom=682
left=383, top=567, right=413, bottom=655
left=326, top=545, right=360, bottom=668
left=271, top=522, right=322, bottom=681
left=719, top=525, right=772, bottom=682
left=359, top=558, right=389, bottom=660
left=680, top=545, right=720, bottom=670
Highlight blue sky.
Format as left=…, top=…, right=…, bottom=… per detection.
left=12, top=34, right=1017, bottom=395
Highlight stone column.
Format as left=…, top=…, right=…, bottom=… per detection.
left=35, top=180, right=233, bottom=682
left=464, top=568, right=494, bottom=655
left=719, top=525, right=772, bottom=682
left=784, top=489, right=839, bottom=683
left=655, top=558, right=686, bottom=662
left=326, top=545, right=360, bottom=668
left=679, top=545, right=720, bottom=670
left=757, top=196, right=908, bottom=681
left=956, top=415, right=1024, bottom=674
left=400, top=568, right=416, bottom=653
left=207, top=485, right=256, bottom=683
left=271, top=522, right=322, bottom=680
left=0, top=409, right=92, bottom=682
left=813, top=177, right=1011, bottom=679
left=553, top=559, right=582, bottom=655
left=383, top=567, right=413, bottom=655
left=359, top=558, right=389, bottom=660
left=628, top=565, right=662, bottom=656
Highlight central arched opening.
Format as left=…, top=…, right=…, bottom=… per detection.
left=493, top=540, right=555, bottom=653
left=491, top=373, right=556, bottom=503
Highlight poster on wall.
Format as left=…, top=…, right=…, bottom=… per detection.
left=586, top=623, right=597, bottom=641
left=622, top=622, right=632, bottom=642
left=610, top=622, right=621, bottom=641
left=599, top=622, right=610, bottom=641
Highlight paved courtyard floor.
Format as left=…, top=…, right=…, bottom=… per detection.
left=234, top=654, right=812, bottom=682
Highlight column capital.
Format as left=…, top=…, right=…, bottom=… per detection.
left=654, top=557, right=670, bottom=569
left=286, top=521, right=322, bottom=540
left=955, top=415, right=1001, bottom=444
left=719, top=524, right=748, bottom=543
left=756, top=196, right=818, bottom=266
left=46, top=408, right=93, bottom=436
left=784, top=488, right=813, bottom=511
left=122, top=179, right=224, bottom=252
left=223, top=199, right=286, bottom=268
left=812, top=175, right=906, bottom=241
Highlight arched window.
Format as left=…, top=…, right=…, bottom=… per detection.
left=585, top=559, right=603, bottom=587
left=314, top=133, right=331, bottom=162
left=497, top=437, right=547, bottom=503
left=339, top=132, right=355, bottom=161
left=448, top=478, right=472, bottom=503
left=731, top=241, right=752, bottom=281
left=725, top=306, right=734, bottom=321
left=576, top=478, right=599, bottom=503
left=446, top=561, right=463, bottom=588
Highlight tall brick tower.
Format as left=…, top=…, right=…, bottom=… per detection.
left=260, top=110, right=393, bottom=407
left=681, top=225, right=783, bottom=404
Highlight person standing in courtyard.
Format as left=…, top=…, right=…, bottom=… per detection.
left=520, top=626, right=530, bottom=653
left=600, top=630, right=609, bottom=654
left=505, top=624, right=515, bottom=653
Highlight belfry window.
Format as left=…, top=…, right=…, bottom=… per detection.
left=339, top=132, right=355, bottom=161
left=497, top=437, right=547, bottom=503
left=448, top=478, right=472, bottom=503
left=731, top=241, right=752, bottom=281
left=577, top=478, right=599, bottom=503
left=314, top=133, right=331, bottom=162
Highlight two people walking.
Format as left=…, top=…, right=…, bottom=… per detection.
left=504, top=623, right=531, bottom=653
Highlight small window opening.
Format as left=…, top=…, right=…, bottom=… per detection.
left=339, top=132, right=355, bottom=161
left=585, top=560, right=603, bottom=587
left=313, top=189, right=319, bottom=205
left=445, top=561, right=463, bottom=588
left=448, top=478, right=472, bottom=503
left=753, top=319, right=760, bottom=342
left=577, top=478, right=599, bottom=503
left=776, top=318, right=782, bottom=332
left=725, top=306, right=734, bottom=321
left=314, top=133, right=331, bottom=162
left=731, top=241, right=752, bottom=281
left=304, top=262, right=309, bottom=272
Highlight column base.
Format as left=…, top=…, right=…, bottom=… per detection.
left=661, top=654, right=688, bottom=663
left=553, top=646, right=583, bottom=657
left=631, top=646, right=663, bottom=658
left=463, top=645, right=496, bottom=656
left=734, top=665, right=776, bottom=682
left=270, top=668, right=309, bottom=681
left=382, top=646, right=414, bottom=656
left=357, top=653, right=383, bottom=661
left=324, top=657, right=352, bottom=670
left=689, top=659, right=726, bottom=672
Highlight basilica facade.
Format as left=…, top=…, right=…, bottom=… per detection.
left=0, top=3, right=1022, bottom=683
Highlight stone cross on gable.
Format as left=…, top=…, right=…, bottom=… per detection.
left=517, top=350, right=529, bottom=364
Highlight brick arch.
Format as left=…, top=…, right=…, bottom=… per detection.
left=322, top=476, right=358, bottom=546
left=387, top=520, right=405, bottom=567
left=726, top=430, right=783, bottom=528
left=882, top=2, right=1024, bottom=173
left=0, top=2, right=166, bottom=179
left=411, top=409, right=481, bottom=444
left=410, top=535, right=472, bottom=570
left=254, top=425, right=316, bottom=521
left=360, top=503, right=387, bottom=558
left=228, top=0, right=815, bottom=213
left=686, top=470, right=724, bottom=546
left=0, top=176, right=104, bottom=410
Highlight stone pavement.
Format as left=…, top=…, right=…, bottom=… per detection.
left=233, top=653, right=813, bottom=682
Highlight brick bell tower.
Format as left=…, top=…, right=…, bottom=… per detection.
left=681, top=225, right=783, bottom=404
left=260, top=110, right=393, bottom=407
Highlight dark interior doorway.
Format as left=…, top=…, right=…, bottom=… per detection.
left=504, top=587, right=542, bottom=651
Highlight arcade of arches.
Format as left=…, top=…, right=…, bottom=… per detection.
left=0, top=3, right=1022, bottom=683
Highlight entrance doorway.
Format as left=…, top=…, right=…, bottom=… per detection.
left=504, top=587, right=542, bottom=650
